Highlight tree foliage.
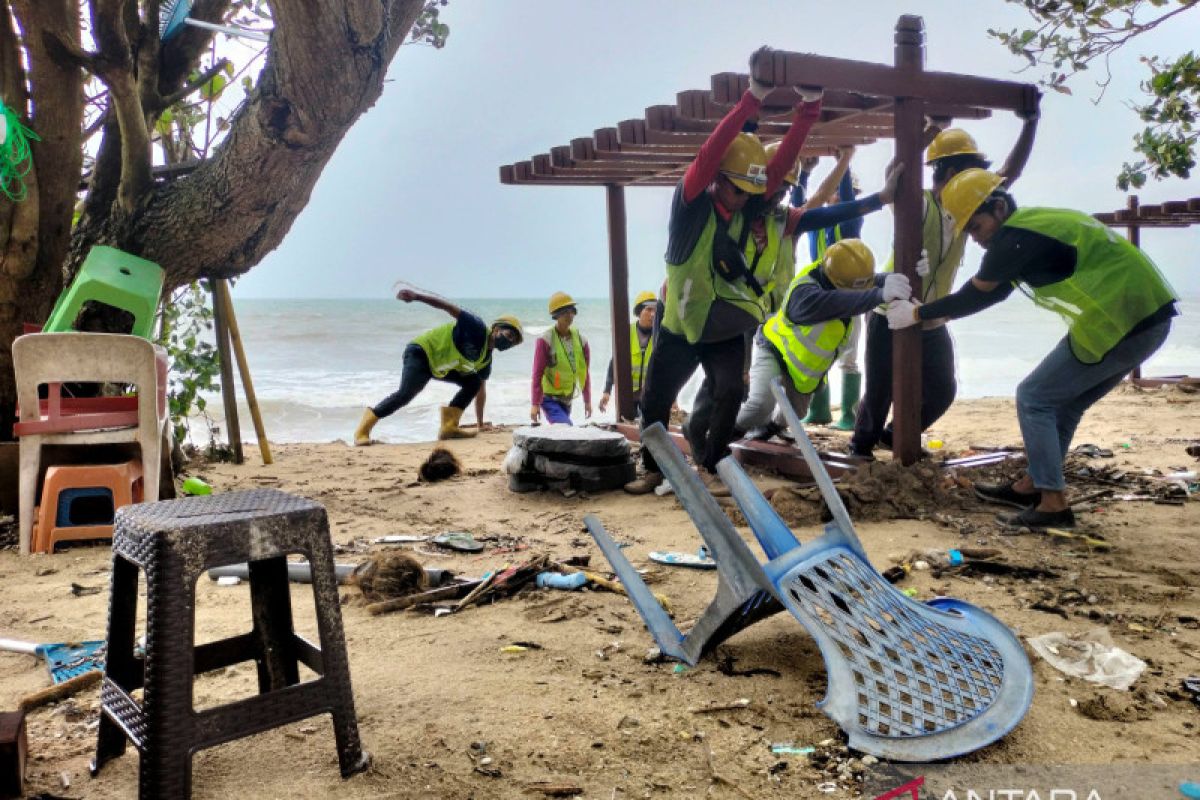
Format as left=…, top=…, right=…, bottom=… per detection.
left=989, top=0, right=1198, bottom=189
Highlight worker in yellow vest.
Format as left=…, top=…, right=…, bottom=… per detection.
left=599, top=290, right=657, bottom=416
left=625, top=47, right=827, bottom=496
left=850, top=112, right=1039, bottom=459
left=737, top=240, right=911, bottom=433
left=887, top=169, right=1177, bottom=530
left=531, top=291, right=592, bottom=425
left=354, top=287, right=523, bottom=445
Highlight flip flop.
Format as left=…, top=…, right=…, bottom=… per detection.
left=433, top=532, right=484, bottom=553
left=648, top=549, right=716, bottom=569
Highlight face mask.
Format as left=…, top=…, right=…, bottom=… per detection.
left=494, top=335, right=516, bottom=352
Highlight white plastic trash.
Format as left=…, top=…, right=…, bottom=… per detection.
left=1027, top=629, right=1146, bottom=691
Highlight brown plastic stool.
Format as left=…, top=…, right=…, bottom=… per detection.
left=32, top=460, right=143, bottom=554
left=90, top=489, right=368, bottom=798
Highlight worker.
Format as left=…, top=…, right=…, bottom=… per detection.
left=850, top=113, right=1039, bottom=459
left=802, top=155, right=864, bottom=429
left=886, top=169, right=1177, bottom=530
left=531, top=291, right=592, bottom=425
left=599, top=290, right=657, bottom=416
left=681, top=145, right=901, bottom=460
left=626, top=45, right=826, bottom=496
left=355, top=287, right=523, bottom=445
left=737, top=240, right=910, bottom=434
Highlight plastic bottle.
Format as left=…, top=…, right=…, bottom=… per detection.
left=535, top=571, right=587, bottom=590
left=181, top=476, right=212, bottom=496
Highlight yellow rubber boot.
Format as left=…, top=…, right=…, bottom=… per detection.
left=438, top=406, right=476, bottom=440
left=354, top=408, right=379, bottom=446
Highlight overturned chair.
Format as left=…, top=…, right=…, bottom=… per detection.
left=585, top=377, right=1033, bottom=761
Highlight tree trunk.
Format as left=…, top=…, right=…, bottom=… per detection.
left=0, top=0, right=427, bottom=439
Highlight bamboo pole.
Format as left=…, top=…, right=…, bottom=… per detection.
left=215, top=280, right=273, bottom=465
left=207, top=278, right=244, bottom=464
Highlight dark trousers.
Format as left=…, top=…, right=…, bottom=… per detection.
left=372, top=344, right=481, bottom=418
left=851, top=312, right=957, bottom=452
left=640, top=328, right=745, bottom=473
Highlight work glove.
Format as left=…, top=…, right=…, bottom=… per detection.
left=749, top=75, right=773, bottom=101
left=915, top=249, right=930, bottom=277
left=878, top=161, right=904, bottom=204
left=882, top=273, right=912, bottom=303
left=887, top=299, right=920, bottom=330
left=748, top=46, right=774, bottom=101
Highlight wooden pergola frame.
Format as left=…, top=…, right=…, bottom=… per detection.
left=501, top=15, right=1038, bottom=467
left=1096, top=194, right=1200, bottom=387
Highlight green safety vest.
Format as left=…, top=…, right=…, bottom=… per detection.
left=412, top=322, right=492, bottom=379
left=662, top=207, right=781, bottom=344
left=1002, top=207, right=1178, bottom=364
left=881, top=190, right=968, bottom=305
left=541, top=328, right=588, bottom=399
left=813, top=224, right=842, bottom=260
left=629, top=324, right=653, bottom=392
left=764, top=211, right=795, bottom=315
left=762, top=261, right=851, bottom=393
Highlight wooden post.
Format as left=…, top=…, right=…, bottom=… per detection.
left=891, top=15, right=926, bottom=465
left=215, top=280, right=273, bottom=465
left=208, top=278, right=244, bottom=464
left=606, top=183, right=635, bottom=421
left=1126, top=195, right=1143, bottom=382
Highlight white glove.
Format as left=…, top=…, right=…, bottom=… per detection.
left=748, top=76, right=773, bottom=101
left=887, top=299, right=920, bottom=330
left=915, top=249, right=930, bottom=278
left=882, top=273, right=912, bottom=303
left=796, top=86, right=824, bottom=102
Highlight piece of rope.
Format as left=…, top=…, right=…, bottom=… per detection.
left=0, top=99, right=41, bottom=202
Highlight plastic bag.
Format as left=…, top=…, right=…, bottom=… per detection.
left=1026, top=628, right=1146, bottom=691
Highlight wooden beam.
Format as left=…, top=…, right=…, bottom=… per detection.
left=890, top=15, right=926, bottom=467
left=750, top=49, right=1038, bottom=115
left=606, top=185, right=635, bottom=421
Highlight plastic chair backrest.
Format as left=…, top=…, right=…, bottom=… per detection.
left=12, top=333, right=167, bottom=436
left=42, top=246, right=164, bottom=340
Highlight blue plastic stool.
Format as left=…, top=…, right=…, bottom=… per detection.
left=42, top=246, right=164, bottom=339
left=56, top=487, right=116, bottom=527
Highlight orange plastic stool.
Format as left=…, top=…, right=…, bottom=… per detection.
left=33, top=461, right=144, bottom=554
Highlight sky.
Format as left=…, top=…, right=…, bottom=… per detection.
left=233, top=0, right=1200, bottom=300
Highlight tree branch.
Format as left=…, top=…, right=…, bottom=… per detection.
left=129, top=0, right=427, bottom=287
left=161, top=57, right=230, bottom=108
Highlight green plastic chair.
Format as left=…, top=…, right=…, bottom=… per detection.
left=43, top=246, right=165, bottom=340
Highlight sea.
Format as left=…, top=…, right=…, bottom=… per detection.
left=195, top=293, right=1200, bottom=445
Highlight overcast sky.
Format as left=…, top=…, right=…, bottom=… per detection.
left=234, top=0, right=1200, bottom=300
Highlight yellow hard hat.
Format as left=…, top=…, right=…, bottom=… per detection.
left=548, top=291, right=576, bottom=317
left=924, top=128, right=982, bottom=164
left=764, top=141, right=802, bottom=186
left=823, top=239, right=875, bottom=290
left=719, top=133, right=769, bottom=194
left=492, top=314, right=524, bottom=344
left=941, top=168, right=1005, bottom=235
left=633, top=291, right=657, bottom=312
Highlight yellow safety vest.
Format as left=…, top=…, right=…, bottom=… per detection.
left=540, top=328, right=588, bottom=399
left=880, top=189, right=968, bottom=306
left=762, top=261, right=851, bottom=393
left=662, top=207, right=781, bottom=344
left=1003, top=207, right=1177, bottom=363
left=412, top=322, right=492, bottom=379
left=629, top=324, right=652, bottom=392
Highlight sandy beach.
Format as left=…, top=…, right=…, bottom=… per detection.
left=2, top=387, right=1197, bottom=799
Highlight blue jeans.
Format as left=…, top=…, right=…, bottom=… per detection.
left=1017, top=320, right=1171, bottom=491
left=541, top=396, right=574, bottom=425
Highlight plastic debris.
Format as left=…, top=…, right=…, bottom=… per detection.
left=1027, top=629, right=1146, bottom=690
left=770, top=744, right=815, bottom=756
left=535, top=571, right=587, bottom=590
left=181, top=476, right=212, bottom=496
left=216, top=575, right=240, bottom=586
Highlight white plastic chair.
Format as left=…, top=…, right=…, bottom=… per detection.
left=12, top=333, right=169, bottom=555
